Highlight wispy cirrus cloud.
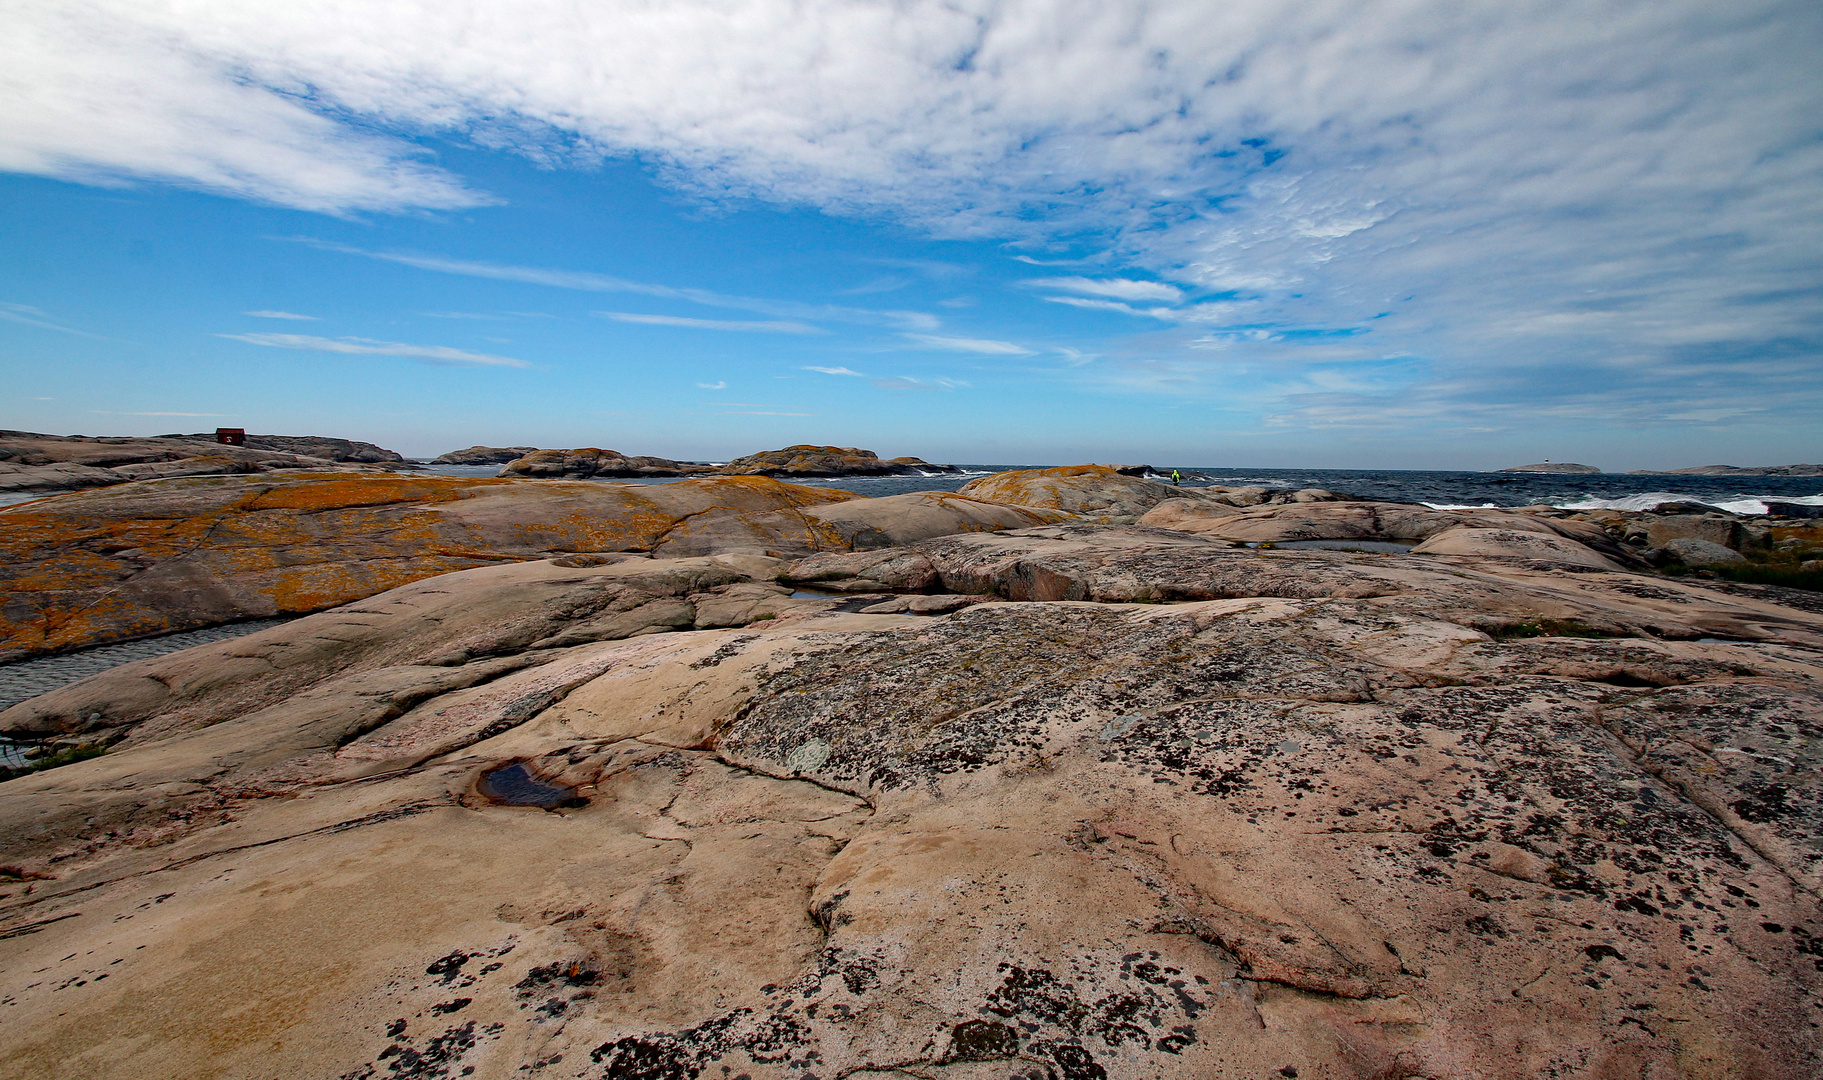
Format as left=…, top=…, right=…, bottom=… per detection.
left=244, top=310, right=317, bottom=320
left=697, top=380, right=728, bottom=389
left=1023, top=277, right=1183, bottom=303
left=803, top=365, right=865, bottom=376
left=0, top=302, right=107, bottom=338
left=218, top=332, right=530, bottom=368
left=872, top=375, right=969, bottom=391
left=600, top=312, right=820, bottom=334
left=289, top=239, right=939, bottom=331
left=902, top=333, right=1034, bottom=356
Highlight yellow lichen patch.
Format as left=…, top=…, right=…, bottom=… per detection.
left=0, top=473, right=876, bottom=659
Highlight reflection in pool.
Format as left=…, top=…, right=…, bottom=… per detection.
left=477, top=762, right=588, bottom=808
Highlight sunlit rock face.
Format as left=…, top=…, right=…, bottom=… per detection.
left=3, top=506, right=1820, bottom=1078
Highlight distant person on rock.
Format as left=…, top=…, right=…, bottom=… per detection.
left=1170, top=469, right=1182, bottom=487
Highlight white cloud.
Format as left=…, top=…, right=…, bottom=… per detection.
left=600, top=312, right=820, bottom=334
left=803, top=366, right=865, bottom=376
left=902, top=333, right=1035, bottom=356
left=3, top=0, right=1818, bottom=429
left=218, top=332, right=529, bottom=367
left=1023, top=277, right=1183, bottom=303
left=245, top=310, right=317, bottom=320
left=697, top=380, right=728, bottom=389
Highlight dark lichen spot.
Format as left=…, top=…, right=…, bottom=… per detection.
left=950, top=1020, right=1021, bottom=1060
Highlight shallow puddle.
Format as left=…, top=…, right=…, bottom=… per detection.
left=477, top=762, right=588, bottom=808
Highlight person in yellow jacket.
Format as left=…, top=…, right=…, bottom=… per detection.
left=1170, top=469, right=1182, bottom=487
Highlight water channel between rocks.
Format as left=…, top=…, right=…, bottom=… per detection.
left=0, top=618, right=295, bottom=766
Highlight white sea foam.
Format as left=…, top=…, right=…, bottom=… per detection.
left=1552, top=492, right=1823, bottom=515
left=1421, top=502, right=1500, bottom=511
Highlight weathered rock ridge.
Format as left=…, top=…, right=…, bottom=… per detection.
left=959, top=464, right=1345, bottom=522
left=1, top=494, right=1821, bottom=1077
left=432, top=445, right=539, bottom=465
left=497, top=448, right=714, bottom=479
left=0, top=474, right=1076, bottom=662
left=718, top=445, right=954, bottom=477
left=0, top=429, right=410, bottom=494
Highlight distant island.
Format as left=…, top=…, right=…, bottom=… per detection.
left=1497, top=462, right=1601, bottom=474
left=1628, top=464, right=1823, bottom=476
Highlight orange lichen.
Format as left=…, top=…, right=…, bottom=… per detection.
left=0, top=473, right=881, bottom=659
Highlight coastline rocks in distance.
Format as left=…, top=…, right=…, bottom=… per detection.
left=0, top=429, right=406, bottom=494
left=1627, top=463, right=1823, bottom=476
left=171, top=432, right=407, bottom=464
left=431, top=445, right=538, bottom=465
left=718, top=445, right=930, bottom=477
left=1497, top=462, right=1601, bottom=474
left=496, top=447, right=715, bottom=478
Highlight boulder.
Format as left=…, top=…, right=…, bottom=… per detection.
left=718, top=445, right=924, bottom=477
left=1665, top=537, right=1749, bottom=567
left=1410, top=526, right=1623, bottom=570
left=1644, top=513, right=1765, bottom=553
left=0, top=528, right=1818, bottom=1079
left=496, top=447, right=712, bottom=478
left=431, top=445, right=539, bottom=465
left=1497, top=462, right=1601, bottom=473
left=957, top=464, right=1212, bottom=518
left=799, top=491, right=1077, bottom=549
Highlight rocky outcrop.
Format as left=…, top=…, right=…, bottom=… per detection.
left=1630, top=464, right=1823, bottom=476
left=431, top=445, right=538, bottom=465
left=886, top=455, right=963, bottom=474
left=960, top=465, right=1346, bottom=522
left=495, top=447, right=714, bottom=478
left=0, top=430, right=409, bottom=494
left=170, top=432, right=407, bottom=463
left=1665, top=537, right=1749, bottom=567
left=0, top=475, right=1094, bottom=661
left=1137, top=499, right=1640, bottom=567
left=719, top=445, right=928, bottom=477
left=0, top=524, right=1818, bottom=1078
left=1497, top=461, right=1601, bottom=473
left=0, top=473, right=861, bottom=660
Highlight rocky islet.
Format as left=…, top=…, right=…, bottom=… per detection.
left=0, top=462, right=1819, bottom=1078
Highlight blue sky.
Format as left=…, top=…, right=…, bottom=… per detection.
left=2, top=1, right=1819, bottom=469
